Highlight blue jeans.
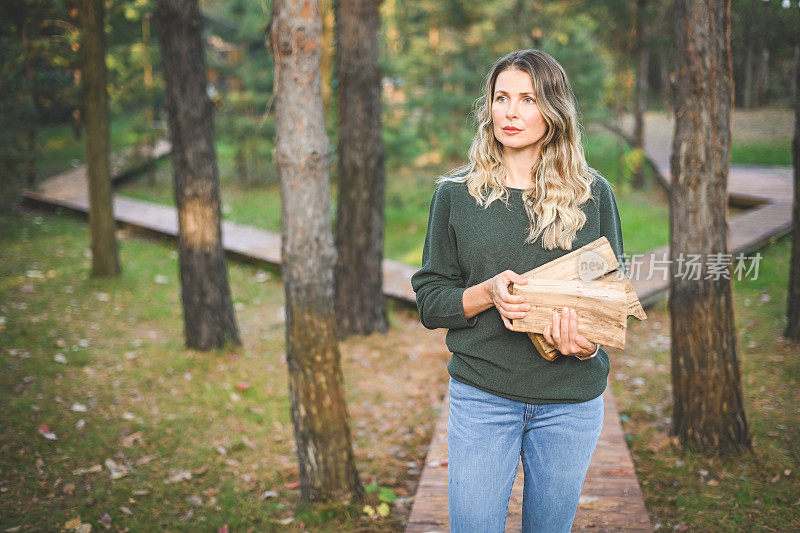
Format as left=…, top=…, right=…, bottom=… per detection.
left=447, top=377, right=604, bottom=533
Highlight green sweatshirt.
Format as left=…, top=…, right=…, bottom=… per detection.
left=411, top=174, right=625, bottom=404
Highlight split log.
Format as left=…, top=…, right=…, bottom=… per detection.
left=513, top=237, right=647, bottom=360
left=510, top=279, right=628, bottom=350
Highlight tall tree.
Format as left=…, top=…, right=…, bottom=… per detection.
left=79, top=0, right=120, bottom=277
left=632, top=0, right=648, bottom=189
left=334, top=0, right=388, bottom=337
left=785, top=26, right=800, bottom=342
left=153, top=0, right=240, bottom=350
left=267, top=0, right=363, bottom=502
left=669, top=0, right=749, bottom=453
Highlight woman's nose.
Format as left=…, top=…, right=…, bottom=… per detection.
left=505, top=101, right=518, bottom=119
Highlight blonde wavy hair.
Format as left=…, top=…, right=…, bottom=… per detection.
left=439, top=49, right=596, bottom=251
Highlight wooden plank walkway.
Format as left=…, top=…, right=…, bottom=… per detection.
left=21, top=116, right=793, bottom=531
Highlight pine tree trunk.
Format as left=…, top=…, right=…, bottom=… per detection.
left=785, top=30, right=800, bottom=341
left=267, top=0, right=363, bottom=502
left=669, top=0, right=749, bottom=453
left=632, top=0, right=648, bottom=190
left=334, top=0, right=388, bottom=337
left=153, top=0, right=240, bottom=350
left=78, top=0, right=120, bottom=277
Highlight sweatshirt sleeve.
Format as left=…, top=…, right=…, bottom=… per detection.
left=597, top=176, right=626, bottom=276
left=411, top=184, right=479, bottom=330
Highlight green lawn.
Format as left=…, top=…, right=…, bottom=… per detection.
left=612, top=234, right=800, bottom=532
left=0, top=209, right=447, bottom=531
left=730, top=141, right=793, bottom=166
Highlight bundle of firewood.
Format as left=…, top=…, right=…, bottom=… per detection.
left=510, top=237, right=647, bottom=361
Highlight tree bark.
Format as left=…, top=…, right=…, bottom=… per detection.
left=267, top=0, right=363, bottom=503
left=78, top=0, right=120, bottom=277
left=633, top=0, right=648, bottom=190
left=334, top=0, right=388, bottom=337
left=669, top=0, right=749, bottom=454
left=153, top=0, right=240, bottom=350
left=785, top=27, right=800, bottom=341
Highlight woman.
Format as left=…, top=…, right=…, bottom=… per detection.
left=411, top=49, right=626, bottom=532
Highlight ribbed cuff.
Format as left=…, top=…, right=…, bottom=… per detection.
left=575, top=344, right=600, bottom=361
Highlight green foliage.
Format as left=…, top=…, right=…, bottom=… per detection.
left=365, top=483, right=398, bottom=503
left=380, top=1, right=613, bottom=166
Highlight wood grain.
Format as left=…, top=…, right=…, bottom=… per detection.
left=514, top=237, right=647, bottom=359
left=510, top=279, right=629, bottom=349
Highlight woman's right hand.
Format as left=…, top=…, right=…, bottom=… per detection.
left=487, top=270, right=531, bottom=330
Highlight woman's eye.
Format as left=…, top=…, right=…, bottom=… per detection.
left=525, top=97, right=536, bottom=104
left=495, top=96, right=506, bottom=102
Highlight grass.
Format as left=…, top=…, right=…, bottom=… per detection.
left=0, top=209, right=451, bottom=531
left=34, top=115, right=146, bottom=180
left=730, top=141, right=793, bottom=167
left=610, top=234, right=800, bottom=532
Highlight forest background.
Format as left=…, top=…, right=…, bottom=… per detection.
left=2, top=0, right=800, bottom=531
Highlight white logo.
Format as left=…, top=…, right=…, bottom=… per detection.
left=577, top=250, right=609, bottom=281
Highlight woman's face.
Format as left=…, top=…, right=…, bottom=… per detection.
left=491, top=69, right=548, bottom=156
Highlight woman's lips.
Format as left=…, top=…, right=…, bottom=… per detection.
left=502, top=127, right=522, bottom=135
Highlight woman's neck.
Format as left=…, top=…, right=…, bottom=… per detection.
left=502, top=145, right=540, bottom=189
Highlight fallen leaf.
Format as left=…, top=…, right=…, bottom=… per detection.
left=216, top=446, right=227, bottom=456
left=241, top=436, right=257, bottom=450
left=75, top=524, right=91, bottom=533
left=218, top=526, right=229, bottom=533
left=277, top=517, right=294, bottom=525
left=284, top=480, right=300, bottom=489
left=164, top=469, right=192, bottom=484
left=105, top=458, right=130, bottom=480
left=70, top=403, right=88, bottom=413
left=100, top=513, right=112, bottom=529
left=54, top=354, right=67, bottom=364
left=120, top=506, right=133, bottom=515
left=235, top=382, right=251, bottom=392
left=63, top=482, right=76, bottom=495
left=38, top=424, right=57, bottom=440
left=132, top=489, right=150, bottom=496
left=64, top=518, right=82, bottom=529
left=260, top=490, right=278, bottom=500
left=193, top=465, right=210, bottom=476
left=120, top=432, right=143, bottom=448
left=188, top=495, right=203, bottom=507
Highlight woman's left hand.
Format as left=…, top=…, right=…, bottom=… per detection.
left=542, top=307, right=597, bottom=357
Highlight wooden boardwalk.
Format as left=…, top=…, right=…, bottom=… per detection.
left=22, top=115, right=793, bottom=532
